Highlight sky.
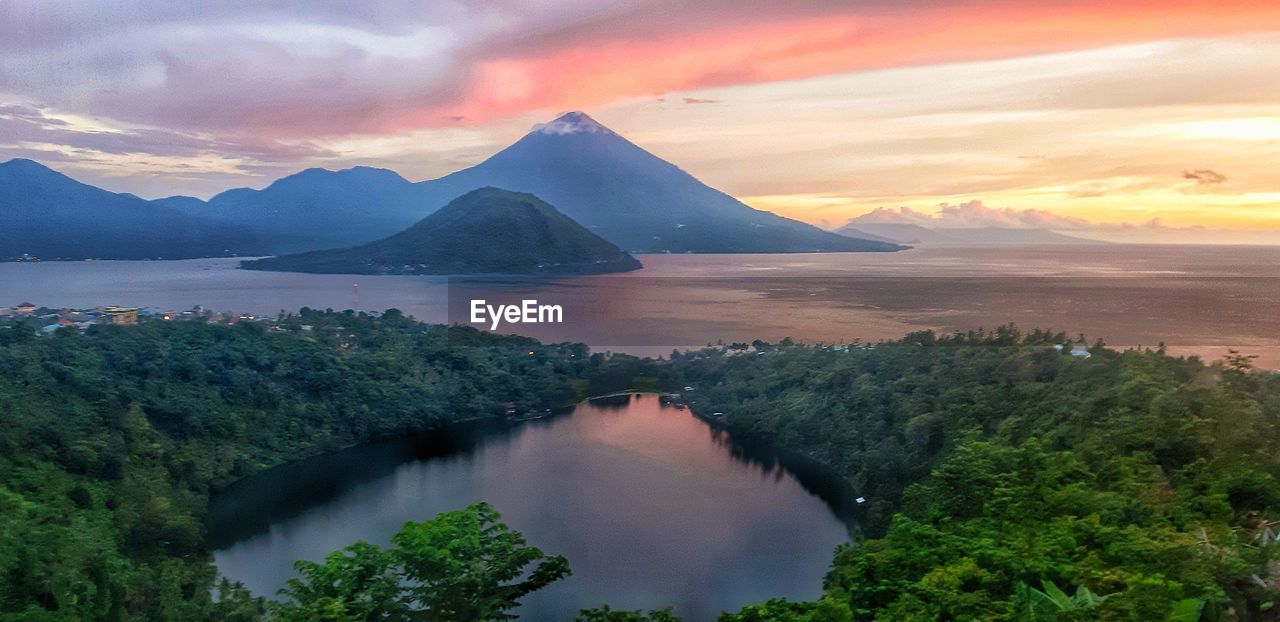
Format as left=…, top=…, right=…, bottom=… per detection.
left=2, top=0, right=1279, bottom=237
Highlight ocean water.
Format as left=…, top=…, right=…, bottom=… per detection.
left=2, top=244, right=1277, bottom=365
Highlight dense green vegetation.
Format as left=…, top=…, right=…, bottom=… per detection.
left=273, top=503, right=570, bottom=621
left=667, top=328, right=1280, bottom=620
left=2, top=316, right=1277, bottom=620
left=0, top=310, right=608, bottom=620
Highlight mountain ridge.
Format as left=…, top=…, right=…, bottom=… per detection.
left=167, top=112, right=905, bottom=255
left=0, top=158, right=268, bottom=260
left=178, top=165, right=424, bottom=253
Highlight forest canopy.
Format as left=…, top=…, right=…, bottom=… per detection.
left=0, top=316, right=1276, bottom=621
left=666, top=329, right=1279, bottom=620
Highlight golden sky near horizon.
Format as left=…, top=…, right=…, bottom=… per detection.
left=1, top=1, right=1279, bottom=234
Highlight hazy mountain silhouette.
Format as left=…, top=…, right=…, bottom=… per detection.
left=179, top=112, right=904, bottom=254
left=831, top=225, right=901, bottom=244
left=839, top=222, right=1102, bottom=247
left=168, top=166, right=424, bottom=253
left=241, top=187, right=642, bottom=275
left=0, top=159, right=267, bottom=260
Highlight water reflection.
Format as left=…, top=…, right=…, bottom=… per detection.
left=705, top=427, right=863, bottom=525
left=206, top=421, right=509, bottom=548
left=209, top=394, right=853, bottom=620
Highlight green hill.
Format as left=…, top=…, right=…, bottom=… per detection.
left=241, top=187, right=642, bottom=275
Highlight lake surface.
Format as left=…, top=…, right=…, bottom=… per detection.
left=207, top=394, right=855, bottom=620
left=1, top=245, right=1278, bottom=365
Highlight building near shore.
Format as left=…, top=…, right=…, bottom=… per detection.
left=102, top=306, right=138, bottom=326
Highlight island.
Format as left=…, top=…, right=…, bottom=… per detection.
left=239, top=187, right=643, bottom=275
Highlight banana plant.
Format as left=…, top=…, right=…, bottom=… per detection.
left=1016, top=580, right=1112, bottom=620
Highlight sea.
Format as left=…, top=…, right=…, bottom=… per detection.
left=2, top=244, right=1277, bottom=366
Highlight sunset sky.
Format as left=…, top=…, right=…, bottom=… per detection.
left=2, top=0, right=1279, bottom=235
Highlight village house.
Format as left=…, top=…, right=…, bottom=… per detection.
left=102, top=306, right=139, bottom=326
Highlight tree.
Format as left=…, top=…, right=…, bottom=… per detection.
left=576, top=605, right=684, bottom=621
left=394, top=502, right=571, bottom=621
left=718, top=598, right=852, bottom=622
left=272, top=503, right=570, bottom=622
left=275, top=542, right=405, bottom=622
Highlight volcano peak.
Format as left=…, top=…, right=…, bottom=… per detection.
left=530, top=111, right=615, bottom=136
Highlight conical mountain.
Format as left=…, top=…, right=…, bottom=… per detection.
left=0, top=158, right=267, bottom=260
left=416, top=112, right=903, bottom=253
left=241, top=187, right=642, bottom=275
left=185, top=112, right=905, bottom=254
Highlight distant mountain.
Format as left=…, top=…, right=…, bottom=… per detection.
left=151, top=195, right=208, bottom=212
left=241, top=187, right=642, bottom=275
left=944, top=228, right=1102, bottom=246
left=831, top=225, right=902, bottom=244
left=188, top=112, right=904, bottom=255
left=167, top=166, right=425, bottom=253
left=837, top=223, right=959, bottom=246
left=839, top=222, right=1102, bottom=247
left=0, top=159, right=267, bottom=260
left=416, top=112, right=902, bottom=253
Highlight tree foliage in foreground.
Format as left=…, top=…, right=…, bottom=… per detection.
left=272, top=503, right=570, bottom=621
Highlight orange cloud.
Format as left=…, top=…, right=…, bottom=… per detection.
left=430, top=0, right=1280, bottom=126
left=5, top=0, right=1279, bottom=140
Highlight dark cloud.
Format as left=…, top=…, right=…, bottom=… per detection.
left=455, top=0, right=906, bottom=59
left=0, top=105, right=334, bottom=161
left=0, top=2, right=480, bottom=138
left=0, top=2, right=436, bottom=52
left=1182, top=169, right=1228, bottom=185
left=4, top=0, right=1267, bottom=143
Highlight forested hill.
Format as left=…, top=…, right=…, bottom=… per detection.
left=669, top=329, right=1280, bottom=620
left=0, top=311, right=607, bottom=620
left=1, top=317, right=1277, bottom=620
left=241, top=188, right=642, bottom=276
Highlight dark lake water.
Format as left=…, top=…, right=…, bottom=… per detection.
left=2, top=245, right=1278, bottom=366
left=207, top=394, right=855, bottom=620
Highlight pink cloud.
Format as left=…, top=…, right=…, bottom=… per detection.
left=421, top=0, right=1280, bottom=129
left=3, top=0, right=1277, bottom=140
left=851, top=202, right=1095, bottom=229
